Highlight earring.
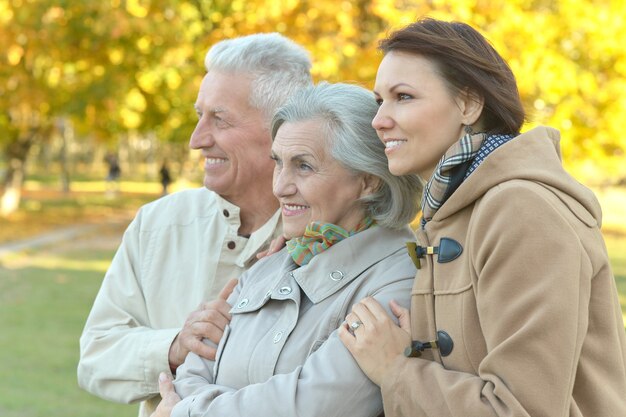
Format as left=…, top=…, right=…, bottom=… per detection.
left=464, top=125, right=473, bottom=134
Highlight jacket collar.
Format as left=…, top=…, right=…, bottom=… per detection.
left=289, top=226, right=415, bottom=304
left=429, top=126, right=601, bottom=226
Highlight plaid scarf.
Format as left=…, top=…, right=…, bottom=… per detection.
left=421, top=132, right=487, bottom=222
left=286, top=217, right=376, bottom=266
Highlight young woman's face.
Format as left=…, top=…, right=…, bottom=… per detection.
left=372, top=52, right=468, bottom=180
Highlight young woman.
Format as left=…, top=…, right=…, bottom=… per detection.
left=340, top=17, right=626, bottom=417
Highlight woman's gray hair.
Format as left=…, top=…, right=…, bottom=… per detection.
left=205, top=33, right=313, bottom=122
left=271, top=82, right=422, bottom=229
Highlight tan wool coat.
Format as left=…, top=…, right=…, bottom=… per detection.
left=381, top=127, right=626, bottom=417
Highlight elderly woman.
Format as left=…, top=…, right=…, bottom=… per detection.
left=152, top=82, right=422, bottom=417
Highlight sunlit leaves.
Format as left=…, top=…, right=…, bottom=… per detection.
left=0, top=0, right=625, bottom=183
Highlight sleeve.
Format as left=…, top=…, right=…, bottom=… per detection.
left=171, top=274, right=412, bottom=417
left=381, top=184, right=591, bottom=417
left=172, top=280, right=244, bottom=403
left=77, top=209, right=180, bottom=404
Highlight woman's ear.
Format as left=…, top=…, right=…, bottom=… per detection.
left=457, top=88, right=484, bottom=127
left=360, top=174, right=382, bottom=199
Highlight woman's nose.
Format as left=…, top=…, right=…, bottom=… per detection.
left=273, top=170, right=296, bottom=197
left=371, top=106, right=393, bottom=131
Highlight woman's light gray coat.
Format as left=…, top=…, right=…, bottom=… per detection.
left=172, top=226, right=417, bottom=417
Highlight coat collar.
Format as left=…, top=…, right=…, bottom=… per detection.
left=428, top=126, right=601, bottom=227
left=289, top=226, right=415, bottom=304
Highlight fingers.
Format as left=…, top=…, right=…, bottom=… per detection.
left=389, top=299, right=411, bottom=331
left=256, top=235, right=287, bottom=259
left=268, top=235, right=287, bottom=254
left=180, top=314, right=227, bottom=348
left=359, top=297, right=389, bottom=317
left=338, top=322, right=356, bottom=351
left=188, top=338, right=218, bottom=361
left=343, top=297, right=405, bottom=337
left=197, top=301, right=232, bottom=328
left=158, top=372, right=175, bottom=398
left=153, top=372, right=181, bottom=417
left=350, top=297, right=383, bottom=327
left=174, top=297, right=234, bottom=363
left=218, top=278, right=238, bottom=301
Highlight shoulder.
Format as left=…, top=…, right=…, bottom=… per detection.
left=237, top=250, right=291, bottom=295
left=132, top=188, right=220, bottom=231
left=351, top=227, right=417, bottom=289
left=479, top=180, right=597, bottom=228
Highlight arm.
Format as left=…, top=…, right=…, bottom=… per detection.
left=346, top=185, right=592, bottom=417
left=78, top=213, right=179, bottom=403
left=78, top=210, right=236, bottom=403
left=171, top=279, right=412, bottom=417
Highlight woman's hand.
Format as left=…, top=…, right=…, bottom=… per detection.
left=150, top=373, right=181, bottom=417
left=339, top=297, right=412, bottom=386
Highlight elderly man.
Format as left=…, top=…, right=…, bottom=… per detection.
left=77, top=33, right=312, bottom=417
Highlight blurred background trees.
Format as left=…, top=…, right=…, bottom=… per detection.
left=1, top=0, right=625, bottom=215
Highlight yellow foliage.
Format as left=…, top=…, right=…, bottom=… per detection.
left=0, top=0, right=13, bottom=24
left=125, top=0, right=148, bottom=18
left=1, top=0, right=625, bottom=184
left=7, top=44, right=23, bottom=65
left=125, top=88, right=147, bottom=112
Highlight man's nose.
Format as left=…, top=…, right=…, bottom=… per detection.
left=189, top=117, right=215, bottom=150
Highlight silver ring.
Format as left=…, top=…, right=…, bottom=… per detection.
left=350, top=320, right=363, bottom=331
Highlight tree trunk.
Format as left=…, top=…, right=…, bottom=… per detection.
left=58, top=117, right=72, bottom=193
left=1, top=134, right=34, bottom=217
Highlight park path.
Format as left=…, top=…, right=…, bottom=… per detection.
left=0, top=218, right=130, bottom=259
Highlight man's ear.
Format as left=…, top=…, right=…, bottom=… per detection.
left=457, top=88, right=484, bottom=126
left=360, top=174, right=382, bottom=199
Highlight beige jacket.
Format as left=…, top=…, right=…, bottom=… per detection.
left=173, top=226, right=417, bottom=417
left=382, top=127, right=626, bottom=416
left=77, top=188, right=281, bottom=417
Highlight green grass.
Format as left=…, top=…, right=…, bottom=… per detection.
left=0, top=248, right=138, bottom=417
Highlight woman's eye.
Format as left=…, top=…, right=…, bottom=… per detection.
left=375, top=98, right=383, bottom=106
left=398, top=93, right=412, bottom=101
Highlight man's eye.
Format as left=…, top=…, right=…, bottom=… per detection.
left=299, top=163, right=312, bottom=171
left=215, top=117, right=229, bottom=128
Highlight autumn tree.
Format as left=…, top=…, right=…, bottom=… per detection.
left=1, top=0, right=625, bottom=216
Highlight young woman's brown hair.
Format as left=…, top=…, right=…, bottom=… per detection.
left=380, top=17, right=525, bottom=134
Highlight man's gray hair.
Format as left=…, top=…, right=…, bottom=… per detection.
left=205, top=33, right=313, bottom=121
left=271, top=82, right=422, bottom=229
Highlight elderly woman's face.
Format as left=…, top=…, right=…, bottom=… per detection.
left=271, top=119, right=369, bottom=240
